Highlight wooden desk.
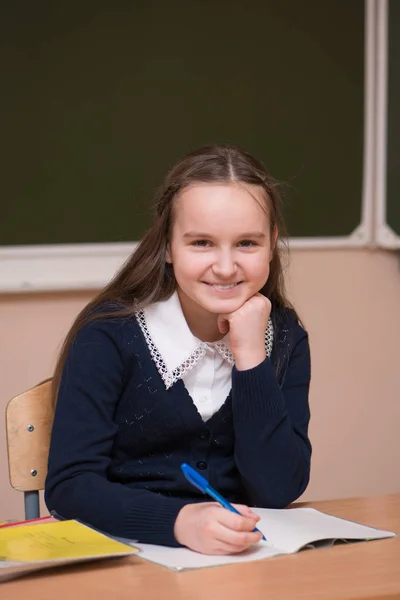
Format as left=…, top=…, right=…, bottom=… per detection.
left=1, top=494, right=399, bottom=600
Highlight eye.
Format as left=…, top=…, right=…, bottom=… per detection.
left=238, top=239, right=258, bottom=248
left=192, top=239, right=211, bottom=247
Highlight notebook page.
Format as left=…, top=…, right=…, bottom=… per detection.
left=135, top=540, right=287, bottom=571
left=252, top=507, right=396, bottom=554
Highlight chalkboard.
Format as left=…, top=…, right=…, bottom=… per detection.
left=1, top=0, right=365, bottom=246
left=386, top=0, right=400, bottom=241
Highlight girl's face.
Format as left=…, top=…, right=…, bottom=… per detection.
left=166, top=182, right=275, bottom=336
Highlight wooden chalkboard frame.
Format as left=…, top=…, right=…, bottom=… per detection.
left=0, top=0, right=381, bottom=292
left=375, top=0, right=400, bottom=248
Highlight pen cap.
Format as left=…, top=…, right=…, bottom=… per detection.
left=181, top=463, right=208, bottom=494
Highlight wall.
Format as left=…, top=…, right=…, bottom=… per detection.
left=1, top=248, right=400, bottom=520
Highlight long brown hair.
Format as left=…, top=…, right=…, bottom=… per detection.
left=52, top=144, right=297, bottom=403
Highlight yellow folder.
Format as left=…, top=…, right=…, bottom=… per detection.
left=0, top=519, right=138, bottom=580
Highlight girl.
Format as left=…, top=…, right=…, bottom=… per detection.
left=45, top=145, right=311, bottom=556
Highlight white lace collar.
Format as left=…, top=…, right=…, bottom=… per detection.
left=136, top=291, right=273, bottom=389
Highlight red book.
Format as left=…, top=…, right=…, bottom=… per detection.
left=0, top=515, right=56, bottom=529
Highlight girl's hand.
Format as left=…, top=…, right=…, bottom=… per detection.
left=217, top=293, right=271, bottom=370
left=174, top=502, right=262, bottom=555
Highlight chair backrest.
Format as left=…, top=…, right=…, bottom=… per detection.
left=5, top=379, right=54, bottom=519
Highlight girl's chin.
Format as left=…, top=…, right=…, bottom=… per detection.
left=199, top=297, right=247, bottom=315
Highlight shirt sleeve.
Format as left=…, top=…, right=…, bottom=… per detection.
left=231, top=321, right=312, bottom=508
left=45, top=319, right=189, bottom=547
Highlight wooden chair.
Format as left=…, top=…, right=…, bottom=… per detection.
left=5, top=379, right=54, bottom=520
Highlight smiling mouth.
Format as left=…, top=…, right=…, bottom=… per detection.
left=205, top=283, right=242, bottom=290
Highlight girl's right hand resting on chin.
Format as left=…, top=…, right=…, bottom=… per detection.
left=173, top=502, right=262, bottom=555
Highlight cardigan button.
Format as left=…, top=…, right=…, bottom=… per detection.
left=196, top=461, right=207, bottom=470
left=199, top=431, right=210, bottom=440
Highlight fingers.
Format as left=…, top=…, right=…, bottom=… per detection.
left=202, top=510, right=262, bottom=554
left=213, top=505, right=263, bottom=552
left=217, top=314, right=230, bottom=334
left=218, top=505, right=260, bottom=532
left=210, top=531, right=262, bottom=554
left=214, top=529, right=263, bottom=553
left=231, top=503, right=261, bottom=521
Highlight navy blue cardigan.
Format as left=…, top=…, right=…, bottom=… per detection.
left=45, top=308, right=311, bottom=547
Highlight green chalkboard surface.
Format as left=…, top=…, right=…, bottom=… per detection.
left=1, top=1, right=365, bottom=246
left=387, top=0, right=400, bottom=238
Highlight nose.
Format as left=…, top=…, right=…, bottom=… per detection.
left=211, top=250, right=237, bottom=279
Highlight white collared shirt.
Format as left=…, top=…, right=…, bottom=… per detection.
left=136, top=292, right=273, bottom=421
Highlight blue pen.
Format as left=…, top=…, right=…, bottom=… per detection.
left=181, top=462, right=266, bottom=541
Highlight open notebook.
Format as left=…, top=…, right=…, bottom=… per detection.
left=135, top=506, right=396, bottom=571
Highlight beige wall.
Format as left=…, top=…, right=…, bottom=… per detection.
left=1, top=248, right=400, bottom=520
